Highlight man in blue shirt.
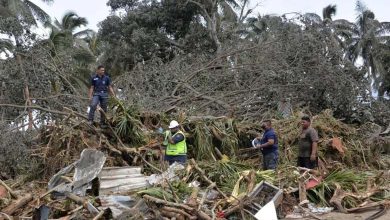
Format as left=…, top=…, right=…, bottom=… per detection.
left=88, top=65, right=115, bottom=127
left=253, top=120, right=279, bottom=170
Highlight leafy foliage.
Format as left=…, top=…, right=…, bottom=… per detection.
left=111, top=99, right=146, bottom=146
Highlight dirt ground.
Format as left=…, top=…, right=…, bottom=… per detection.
left=321, top=210, right=389, bottom=220
left=284, top=209, right=389, bottom=220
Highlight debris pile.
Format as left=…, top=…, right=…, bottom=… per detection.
left=0, top=108, right=389, bottom=219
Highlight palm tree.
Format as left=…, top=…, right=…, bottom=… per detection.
left=0, top=0, right=53, bottom=46
left=241, top=15, right=284, bottom=43
left=44, top=12, right=97, bottom=90
left=345, top=1, right=390, bottom=97
left=0, top=0, right=53, bottom=130
left=46, top=12, right=94, bottom=50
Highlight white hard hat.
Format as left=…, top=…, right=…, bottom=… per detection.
left=168, top=120, right=180, bottom=129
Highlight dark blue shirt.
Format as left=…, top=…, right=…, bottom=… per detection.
left=260, top=128, right=278, bottom=154
left=91, top=74, right=111, bottom=93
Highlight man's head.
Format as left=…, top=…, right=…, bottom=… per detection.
left=97, top=65, right=105, bottom=76
left=261, top=120, right=272, bottom=130
left=168, top=120, right=180, bottom=133
left=301, top=116, right=311, bottom=129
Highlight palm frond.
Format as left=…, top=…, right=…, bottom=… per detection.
left=223, top=0, right=240, bottom=9
left=375, top=22, right=390, bottom=36
left=61, top=11, right=88, bottom=31
left=72, top=48, right=96, bottom=65
left=111, top=99, right=146, bottom=146
left=73, top=29, right=95, bottom=38
left=24, top=0, right=51, bottom=23
left=220, top=1, right=238, bottom=22
left=322, top=4, right=336, bottom=20
left=355, top=0, right=368, bottom=14
left=0, top=38, right=14, bottom=53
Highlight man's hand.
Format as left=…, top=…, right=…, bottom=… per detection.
left=310, top=154, right=316, bottom=161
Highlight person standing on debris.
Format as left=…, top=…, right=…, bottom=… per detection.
left=254, top=120, right=279, bottom=170
left=298, top=116, right=319, bottom=169
left=163, top=120, right=187, bottom=165
left=88, top=65, right=115, bottom=127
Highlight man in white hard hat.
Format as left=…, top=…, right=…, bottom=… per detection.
left=163, top=120, right=187, bottom=165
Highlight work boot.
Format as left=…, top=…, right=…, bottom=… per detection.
left=87, top=121, right=94, bottom=126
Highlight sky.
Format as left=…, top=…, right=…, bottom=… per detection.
left=31, top=0, right=390, bottom=32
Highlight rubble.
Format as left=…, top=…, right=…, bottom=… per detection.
left=0, top=109, right=388, bottom=219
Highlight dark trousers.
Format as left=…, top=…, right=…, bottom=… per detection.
left=262, top=152, right=278, bottom=170
left=88, top=92, right=108, bottom=124
left=297, top=157, right=318, bottom=169
left=164, top=155, right=187, bottom=165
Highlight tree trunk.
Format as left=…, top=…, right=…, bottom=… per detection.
left=210, top=11, right=222, bottom=54
left=16, top=53, right=33, bottom=130
left=24, top=84, right=34, bottom=130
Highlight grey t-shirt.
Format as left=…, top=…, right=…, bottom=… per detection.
left=298, top=127, right=319, bottom=157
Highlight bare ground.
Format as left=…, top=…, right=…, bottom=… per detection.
left=284, top=209, right=389, bottom=220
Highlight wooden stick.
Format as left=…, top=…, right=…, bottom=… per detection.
left=297, top=205, right=323, bottom=220
left=0, top=179, right=18, bottom=199
left=68, top=205, right=83, bottom=215
left=2, top=193, right=33, bottom=215
left=39, top=182, right=67, bottom=199
left=143, top=195, right=194, bottom=212
left=0, top=212, right=12, bottom=220
left=64, top=192, right=99, bottom=214
left=92, top=210, right=105, bottom=220
left=298, top=176, right=307, bottom=203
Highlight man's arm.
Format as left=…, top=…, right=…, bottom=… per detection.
left=108, top=85, right=116, bottom=97
left=310, top=129, right=319, bottom=161
left=88, top=86, right=94, bottom=101
left=311, top=141, right=318, bottom=161
left=256, top=139, right=274, bottom=149
left=168, top=133, right=184, bottom=144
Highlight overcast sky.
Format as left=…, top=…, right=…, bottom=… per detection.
left=31, top=0, right=390, bottom=31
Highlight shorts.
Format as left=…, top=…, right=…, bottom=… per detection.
left=262, top=152, right=278, bottom=170
left=297, top=157, right=318, bottom=169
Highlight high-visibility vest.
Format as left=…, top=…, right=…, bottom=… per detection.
left=166, top=131, right=187, bottom=156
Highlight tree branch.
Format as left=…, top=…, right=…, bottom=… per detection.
left=0, top=103, right=87, bottom=119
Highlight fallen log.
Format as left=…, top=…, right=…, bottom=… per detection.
left=347, top=200, right=390, bottom=213
left=330, top=183, right=382, bottom=214
left=2, top=193, right=33, bottom=215
left=160, top=209, right=185, bottom=220
left=0, top=179, right=17, bottom=199
left=161, top=206, right=196, bottom=219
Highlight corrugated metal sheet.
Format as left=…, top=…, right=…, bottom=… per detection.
left=98, top=167, right=150, bottom=195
